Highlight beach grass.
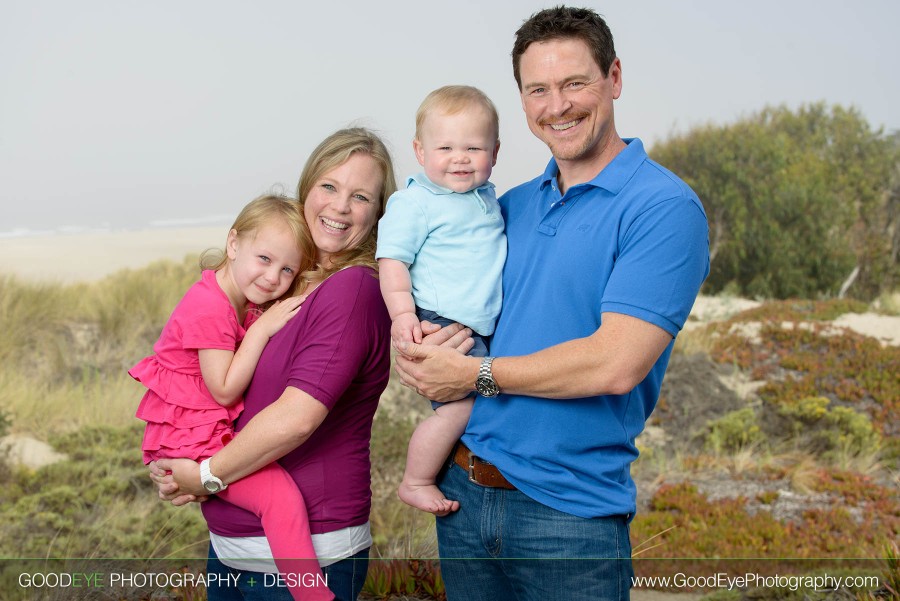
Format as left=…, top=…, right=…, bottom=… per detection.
left=1, top=261, right=898, bottom=600
left=0, top=258, right=199, bottom=437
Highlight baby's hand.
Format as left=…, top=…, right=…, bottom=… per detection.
left=252, top=296, right=304, bottom=338
left=391, top=311, right=423, bottom=345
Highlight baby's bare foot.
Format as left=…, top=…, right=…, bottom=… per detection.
left=398, top=481, right=460, bottom=516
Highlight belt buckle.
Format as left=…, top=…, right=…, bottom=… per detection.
left=467, top=451, right=479, bottom=485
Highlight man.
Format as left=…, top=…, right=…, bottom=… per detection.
left=395, top=6, right=709, bottom=600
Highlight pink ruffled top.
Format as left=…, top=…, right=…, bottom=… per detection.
left=129, top=270, right=257, bottom=463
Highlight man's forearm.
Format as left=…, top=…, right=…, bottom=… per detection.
left=492, top=313, right=671, bottom=399
left=492, top=313, right=672, bottom=399
left=397, top=312, right=672, bottom=402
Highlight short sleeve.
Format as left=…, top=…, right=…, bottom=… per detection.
left=176, top=283, right=241, bottom=351
left=285, top=268, right=389, bottom=409
left=375, top=190, right=430, bottom=264
left=601, top=196, right=710, bottom=336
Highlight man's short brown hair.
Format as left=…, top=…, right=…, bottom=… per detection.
left=512, top=6, right=617, bottom=89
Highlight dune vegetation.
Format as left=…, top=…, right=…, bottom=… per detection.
left=628, top=298, right=899, bottom=600
left=0, top=258, right=897, bottom=600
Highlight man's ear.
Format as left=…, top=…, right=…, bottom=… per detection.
left=609, top=57, right=623, bottom=100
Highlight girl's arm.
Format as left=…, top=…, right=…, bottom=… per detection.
left=199, top=296, right=303, bottom=406
left=378, top=257, right=422, bottom=343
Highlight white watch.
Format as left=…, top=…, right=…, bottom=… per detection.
left=200, top=458, right=227, bottom=494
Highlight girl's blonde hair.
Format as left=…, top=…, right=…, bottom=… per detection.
left=296, top=127, right=398, bottom=281
left=200, top=194, right=316, bottom=300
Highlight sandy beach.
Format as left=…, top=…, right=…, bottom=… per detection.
left=0, top=227, right=225, bottom=283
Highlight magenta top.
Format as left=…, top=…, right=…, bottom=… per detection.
left=202, top=266, right=391, bottom=536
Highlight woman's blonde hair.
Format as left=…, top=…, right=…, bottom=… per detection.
left=296, top=127, right=398, bottom=280
left=200, top=194, right=316, bottom=300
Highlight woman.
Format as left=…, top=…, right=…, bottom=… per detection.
left=153, top=128, right=400, bottom=601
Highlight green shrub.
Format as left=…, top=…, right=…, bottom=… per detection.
left=709, top=301, right=899, bottom=466
left=363, top=559, right=445, bottom=600
left=773, top=397, right=881, bottom=461
left=735, top=298, right=870, bottom=322
left=0, top=424, right=207, bottom=562
left=631, top=479, right=898, bottom=582
left=651, top=103, right=898, bottom=300
left=705, top=407, right=765, bottom=453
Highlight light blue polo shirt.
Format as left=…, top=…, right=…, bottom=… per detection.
left=375, top=174, right=506, bottom=336
left=462, top=138, right=710, bottom=518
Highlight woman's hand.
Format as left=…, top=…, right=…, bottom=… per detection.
left=148, top=459, right=208, bottom=506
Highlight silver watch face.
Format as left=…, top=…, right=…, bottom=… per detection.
left=476, top=376, right=500, bottom=397
left=203, top=480, right=222, bottom=494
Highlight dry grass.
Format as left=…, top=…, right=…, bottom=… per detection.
left=1, top=370, right=142, bottom=438
left=0, top=258, right=198, bottom=437
left=369, top=399, right=440, bottom=560
left=2, top=267, right=897, bottom=601
left=873, top=289, right=900, bottom=315
left=672, top=321, right=720, bottom=357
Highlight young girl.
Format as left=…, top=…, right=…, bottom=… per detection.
left=129, top=195, right=333, bottom=601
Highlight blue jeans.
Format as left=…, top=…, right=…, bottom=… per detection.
left=205, top=542, right=369, bottom=601
left=435, top=463, right=633, bottom=601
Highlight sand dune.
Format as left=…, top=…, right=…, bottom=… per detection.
left=0, top=227, right=225, bottom=283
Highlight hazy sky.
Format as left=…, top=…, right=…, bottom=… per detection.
left=2, top=0, right=898, bottom=234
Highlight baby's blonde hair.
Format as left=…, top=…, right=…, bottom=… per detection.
left=201, top=194, right=316, bottom=300
left=414, top=85, right=500, bottom=142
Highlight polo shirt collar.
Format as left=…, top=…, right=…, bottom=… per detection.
left=540, top=138, right=646, bottom=194
left=408, top=173, right=495, bottom=195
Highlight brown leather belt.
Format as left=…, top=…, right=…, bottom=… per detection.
left=452, top=441, right=516, bottom=490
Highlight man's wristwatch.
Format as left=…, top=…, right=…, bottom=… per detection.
left=475, top=356, right=500, bottom=397
left=200, top=458, right=227, bottom=494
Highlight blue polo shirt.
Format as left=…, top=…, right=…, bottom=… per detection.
left=461, top=138, right=709, bottom=518
left=376, top=174, right=506, bottom=336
